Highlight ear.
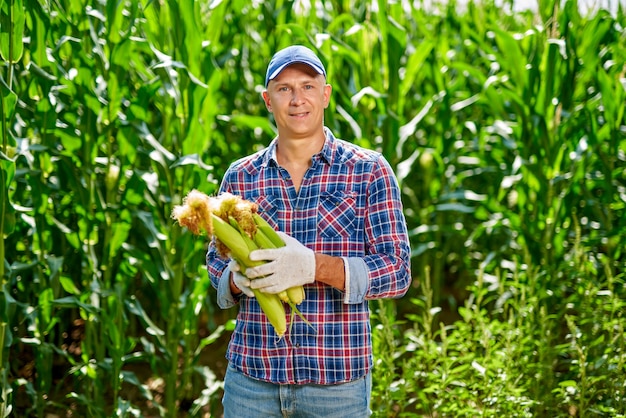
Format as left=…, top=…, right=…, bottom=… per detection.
left=323, top=84, right=332, bottom=109
left=262, top=90, right=272, bottom=112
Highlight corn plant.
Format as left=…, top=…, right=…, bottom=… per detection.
left=3, top=0, right=233, bottom=415
left=2, top=0, right=625, bottom=416
left=369, top=0, right=625, bottom=416
left=1, top=0, right=24, bottom=415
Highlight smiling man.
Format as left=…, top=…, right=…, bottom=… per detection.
left=206, top=45, right=412, bottom=417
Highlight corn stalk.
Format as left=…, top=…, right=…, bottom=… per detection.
left=0, top=0, right=24, bottom=415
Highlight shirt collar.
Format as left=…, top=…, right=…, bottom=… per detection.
left=264, top=127, right=335, bottom=167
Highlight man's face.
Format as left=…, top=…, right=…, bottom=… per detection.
left=263, top=63, right=331, bottom=139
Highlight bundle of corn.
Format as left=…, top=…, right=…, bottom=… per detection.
left=171, top=190, right=308, bottom=338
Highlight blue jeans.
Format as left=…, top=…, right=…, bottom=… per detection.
left=222, top=365, right=372, bottom=417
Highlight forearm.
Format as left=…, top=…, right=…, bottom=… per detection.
left=314, top=253, right=346, bottom=291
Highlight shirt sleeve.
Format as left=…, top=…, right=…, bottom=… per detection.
left=207, top=173, right=239, bottom=308
left=360, top=155, right=412, bottom=300
left=216, top=266, right=239, bottom=309
left=343, top=256, right=369, bottom=304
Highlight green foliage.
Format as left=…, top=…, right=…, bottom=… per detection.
left=372, top=245, right=626, bottom=416
left=0, top=0, right=624, bottom=416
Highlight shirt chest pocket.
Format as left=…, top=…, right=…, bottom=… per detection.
left=318, top=191, right=358, bottom=238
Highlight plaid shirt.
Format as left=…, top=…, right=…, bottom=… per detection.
left=207, top=128, right=411, bottom=385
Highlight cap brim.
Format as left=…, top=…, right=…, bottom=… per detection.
left=266, top=62, right=325, bottom=86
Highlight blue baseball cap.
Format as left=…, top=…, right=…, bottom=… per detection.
left=264, top=45, right=326, bottom=87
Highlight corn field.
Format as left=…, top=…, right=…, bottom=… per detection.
left=1, top=0, right=625, bottom=416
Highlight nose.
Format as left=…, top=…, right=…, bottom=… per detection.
left=290, top=90, right=304, bottom=105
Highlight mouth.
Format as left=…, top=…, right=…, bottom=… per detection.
left=290, top=111, right=309, bottom=118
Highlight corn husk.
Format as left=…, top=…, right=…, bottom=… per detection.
left=172, top=190, right=310, bottom=337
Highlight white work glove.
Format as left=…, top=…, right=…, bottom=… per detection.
left=246, top=232, right=316, bottom=294
left=229, top=259, right=254, bottom=298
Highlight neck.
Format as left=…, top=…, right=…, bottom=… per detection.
left=275, top=129, right=326, bottom=166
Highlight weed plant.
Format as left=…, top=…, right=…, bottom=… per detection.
left=372, top=247, right=626, bottom=416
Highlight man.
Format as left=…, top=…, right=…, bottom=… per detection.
left=207, top=45, right=411, bottom=417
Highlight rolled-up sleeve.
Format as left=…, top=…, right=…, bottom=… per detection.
left=216, top=267, right=239, bottom=309
left=207, top=237, right=239, bottom=309
left=343, top=256, right=369, bottom=304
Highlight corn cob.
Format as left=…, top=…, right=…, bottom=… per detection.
left=248, top=216, right=312, bottom=333
left=213, top=214, right=262, bottom=270
left=249, top=227, right=291, bottom=304
left=249, top=289, right=287, bottom=337
left=227, top=215, right=294, bottom=305
left=250, top=224, right=277, bottom=251
left=252, top=222, right=305, bottom=305
left=172, top=191, right=288, bottom=337
left=231, top=215, right=309, bottom=327
left=217, top=217, right=286, bottom=336
left=172, top=190, right=316, bottom=338
left=253, top=213, right=285, bottom=248
left=253, top=214, right=305, bottom=305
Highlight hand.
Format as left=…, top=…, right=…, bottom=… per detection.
left=229, top=259, right=254, bottom=298
left=246, top=232, right=316, bottom=294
